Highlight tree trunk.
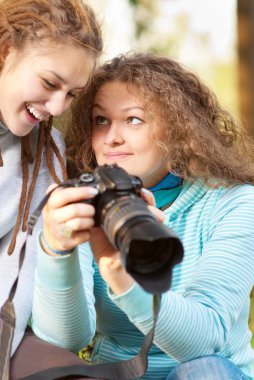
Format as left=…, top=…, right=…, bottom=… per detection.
left=237, top=0, right=254, bottom=136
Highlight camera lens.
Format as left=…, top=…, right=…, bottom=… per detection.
left=100, top=194, right=183, bottom=293
left=119, top=219, right=183, bottom=293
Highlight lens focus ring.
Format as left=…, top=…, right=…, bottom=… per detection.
left=102, top=196, right=154, bottom=248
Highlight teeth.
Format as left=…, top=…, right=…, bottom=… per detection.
left=26, top=104, right=44, bottom=120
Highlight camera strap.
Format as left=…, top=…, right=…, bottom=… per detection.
left=0, top=185, right=162, bottom=380
left=0, top=239, right=26, bottom=380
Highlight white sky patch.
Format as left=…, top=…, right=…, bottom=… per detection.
left=161, top=0, right=237, bottom=61
left=89, top=0, right=236, bottom=63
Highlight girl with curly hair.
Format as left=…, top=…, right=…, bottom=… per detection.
left=33, top=52, right=254, bottom=380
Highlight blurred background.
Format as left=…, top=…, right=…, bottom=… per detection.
left=88, top=0, right=254, bottom=138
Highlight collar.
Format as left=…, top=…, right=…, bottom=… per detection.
left=149, top=173, right=183, bottom=209
left=149, top=173, right=182, bottom=191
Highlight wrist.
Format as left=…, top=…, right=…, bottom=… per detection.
left=109, top=276, right=134, bottom=295
left=40, top=231, right=73, bottom=256
left=105, top=263, right=134, bottom=294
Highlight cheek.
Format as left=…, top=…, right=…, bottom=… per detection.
left=91, top=132, right=102, bottom=154
left=20, top=84, right=40, bottom=102
left=145, top=146, right=164, bottom=167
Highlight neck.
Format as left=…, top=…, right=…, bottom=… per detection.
left=0, top=120, right=8, bottom=135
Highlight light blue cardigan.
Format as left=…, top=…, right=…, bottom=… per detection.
left=32, top=180, right=254, bottom=379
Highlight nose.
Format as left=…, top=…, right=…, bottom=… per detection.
left=45, top=93, right=72, bottom=116
left=104, top=123, right=124, bottom=145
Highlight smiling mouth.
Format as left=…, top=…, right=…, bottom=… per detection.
left=25, top=103, right=46, bottom=121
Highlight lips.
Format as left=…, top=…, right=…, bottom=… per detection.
left=25, top=103, right=47, bottom=121
left=104, top=152, right=132, bottom=159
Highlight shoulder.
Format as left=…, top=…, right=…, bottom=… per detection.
left=209, top=184, right=254, bottom=229
left=176, top=181, right=254, bottom=226
left=188, top=180, right=254, bottom=209
left=216, top=183, right=254, bottom=209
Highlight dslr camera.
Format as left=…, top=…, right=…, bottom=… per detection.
left=63, top=164, right=184, bottom=293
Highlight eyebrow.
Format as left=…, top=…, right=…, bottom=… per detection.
left=92, top=104, right=144, bottom=112
left=46, top=70, right=85, bottom=90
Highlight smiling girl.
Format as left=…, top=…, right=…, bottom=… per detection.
left=0, top=0, right=102, bottom=377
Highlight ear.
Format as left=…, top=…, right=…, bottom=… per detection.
left=0, top=44, right=10, bottom=60
left=0, top=44, right=10, bottom=72
left=0, top=44, right=16, bottom=72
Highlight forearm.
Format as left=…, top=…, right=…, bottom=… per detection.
left=110, top=283, right=228, bottom=362
left=31, top=238, right=96, bottom=353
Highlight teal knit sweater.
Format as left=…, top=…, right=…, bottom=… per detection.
left=32, top=180, right=254, bottom=379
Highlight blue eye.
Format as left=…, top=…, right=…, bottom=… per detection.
left=128, top=117, right=142, bottom=125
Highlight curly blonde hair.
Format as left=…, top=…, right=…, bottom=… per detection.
left=66, top=52, right=254, bottom=186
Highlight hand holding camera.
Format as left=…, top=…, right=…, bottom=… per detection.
left=42, top=164, right=184, bottom=293
left=42, top=181, right=99, bottom=255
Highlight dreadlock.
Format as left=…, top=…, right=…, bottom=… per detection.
left=8, top=118, right=67, bottom=255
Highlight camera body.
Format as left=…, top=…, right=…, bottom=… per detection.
left=72, top=163, right=144, bottom=227
left=62, top=164, right=184, bottom=293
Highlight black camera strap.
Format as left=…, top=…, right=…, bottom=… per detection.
left=0, top=186, right=162, bottom=380
left=0, top=239, right=26, bottom=380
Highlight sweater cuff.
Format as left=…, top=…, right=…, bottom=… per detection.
left=36, top=231, right=81, bottom=289
left=108, top=283, right=153, bottom=322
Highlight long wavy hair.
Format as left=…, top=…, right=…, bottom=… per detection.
left=66, top=52, right=254, bottom=186
left=0, top=0, right=103, bottom=253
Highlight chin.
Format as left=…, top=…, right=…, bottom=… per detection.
left=10, top=126, right=34, bottom=137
